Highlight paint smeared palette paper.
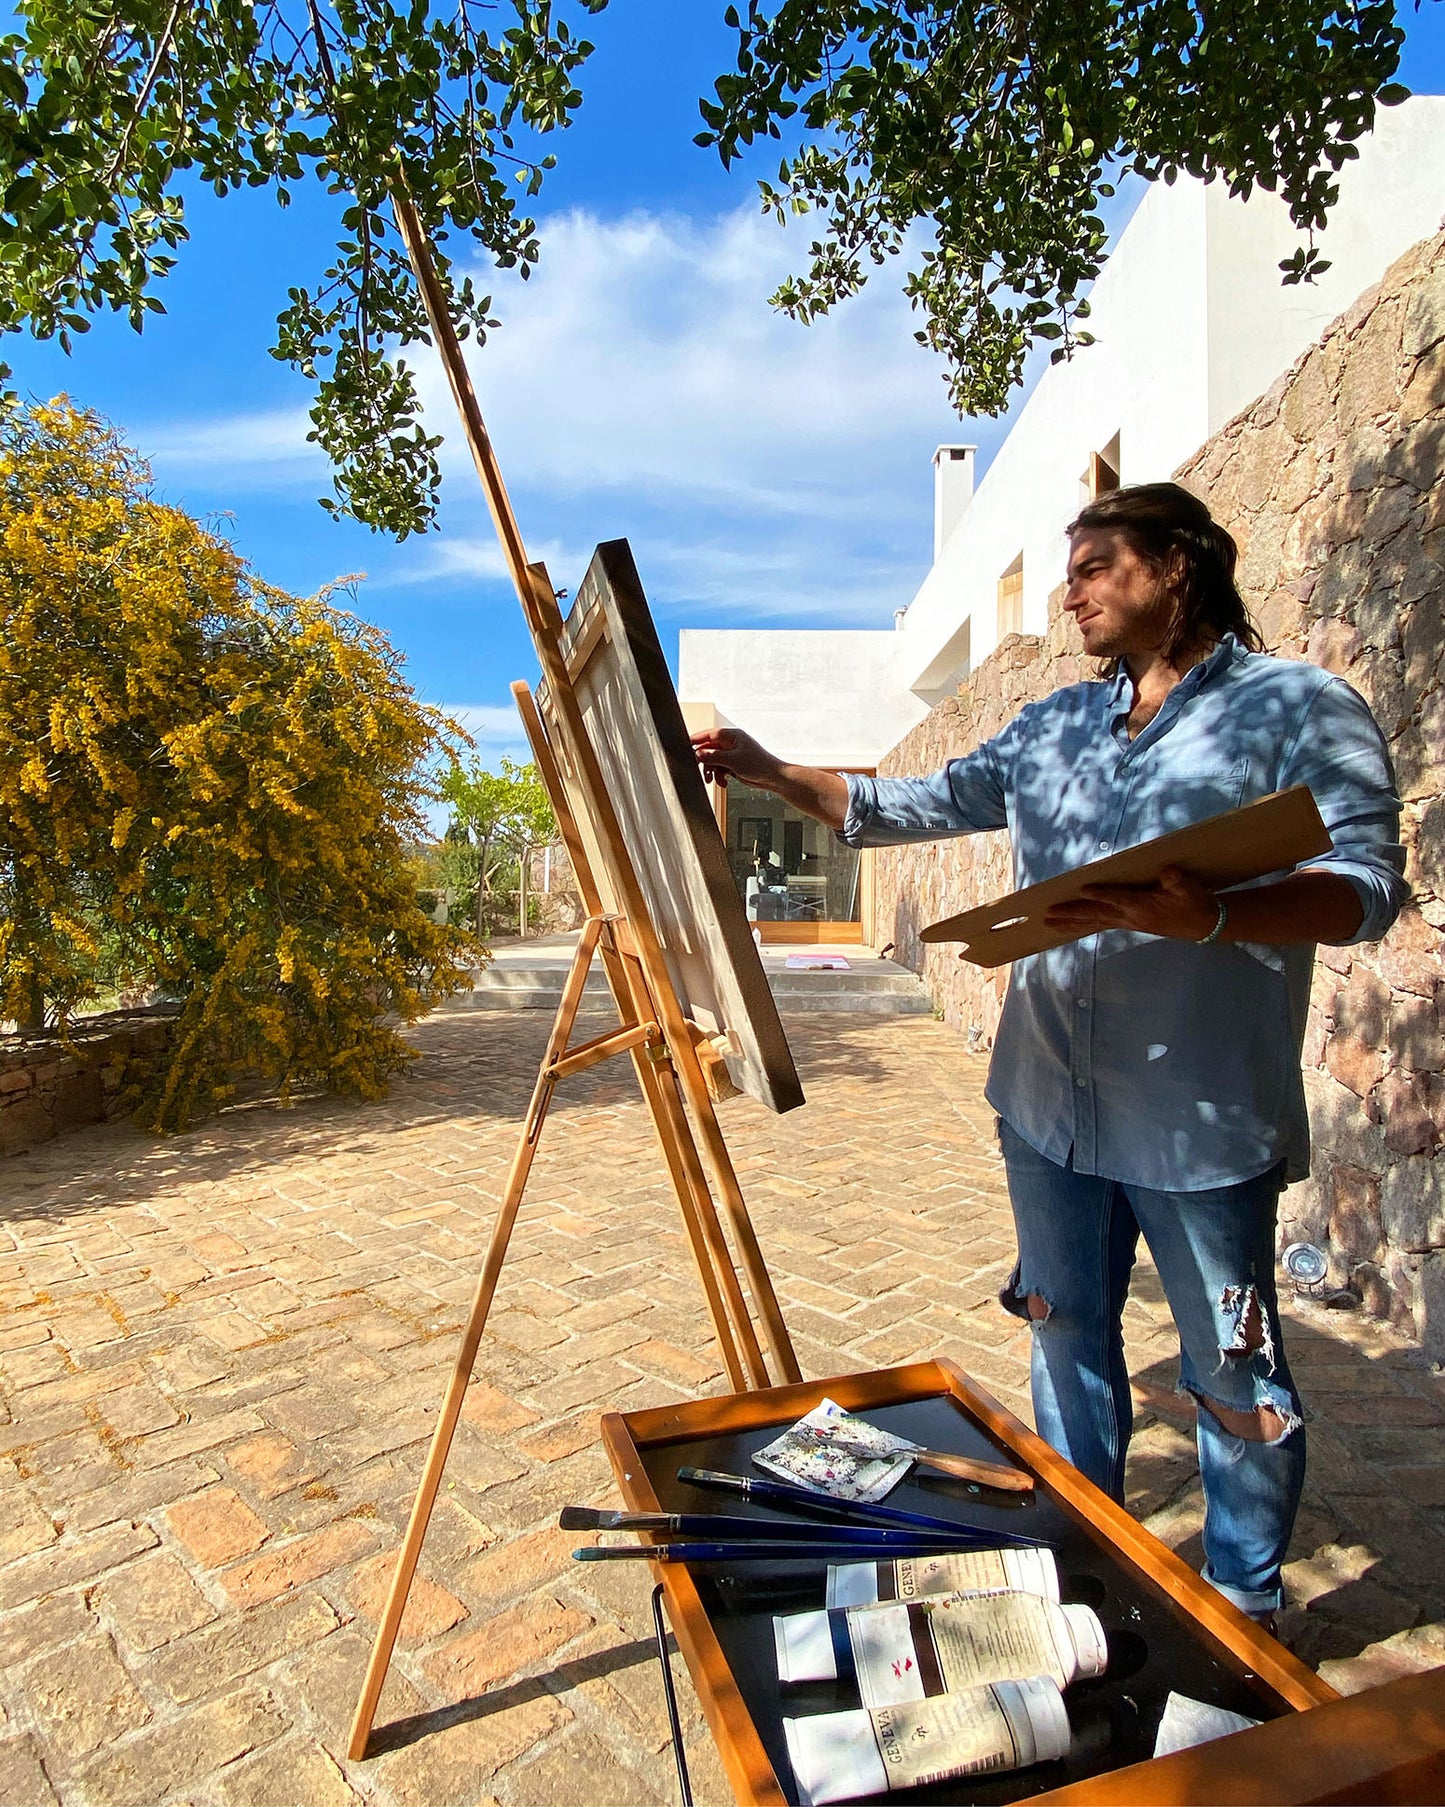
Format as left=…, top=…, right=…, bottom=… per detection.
left=752, top=1398, right=914, bottom=1503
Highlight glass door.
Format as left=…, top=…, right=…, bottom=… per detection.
left=719, top=781, right=864, bottom=943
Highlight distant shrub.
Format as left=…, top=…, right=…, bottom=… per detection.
left=0, top=400, right=477, bottom=1129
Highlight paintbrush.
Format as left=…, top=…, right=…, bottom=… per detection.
left=560, top=1506, right=987, bottom=1548
left=676, top=1467, right=1049, bottom=1547
left=572, top=1540, right=982, bottom=1565
left=797, top=1425, right=1034, bottom=1494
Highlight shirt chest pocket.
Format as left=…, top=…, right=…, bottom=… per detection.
left=1127, top=759, right=1250, bottom=843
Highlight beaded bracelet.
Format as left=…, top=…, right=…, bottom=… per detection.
left=1200, top=898, right=1229, bottom=944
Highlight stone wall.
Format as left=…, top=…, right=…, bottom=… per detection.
left=0, top=1010, right=175, bottom=1157
left=873, top=228, right=1445, bottom=1353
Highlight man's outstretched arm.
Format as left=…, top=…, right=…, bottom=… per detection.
left=691, top=728, right=850, bottom=830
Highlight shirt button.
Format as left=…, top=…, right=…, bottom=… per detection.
left=1075, top=1076, right=1087, bottom=1088
left=1098, top=840, right=1111, bottom=852
left=1077, top=998, right=1090, bottom=1010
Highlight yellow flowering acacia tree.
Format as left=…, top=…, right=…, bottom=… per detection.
left=0, top=400, right=477, bottom=1130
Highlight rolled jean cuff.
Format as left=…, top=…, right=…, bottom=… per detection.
left=1202, top=1565, right=1284, bottom=1618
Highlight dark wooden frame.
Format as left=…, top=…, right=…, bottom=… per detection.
left=599, top=1360, right=1445, bottom=1807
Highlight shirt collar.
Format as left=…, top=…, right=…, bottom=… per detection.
left=1107, top=632, right=1242, bottom=718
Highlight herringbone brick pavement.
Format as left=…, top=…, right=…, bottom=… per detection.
left=1, top=1009, right=1442, bottom=1807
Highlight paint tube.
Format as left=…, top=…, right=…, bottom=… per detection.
left=784, top=1675, right=1071, bottom=1806
left=826, top=1544, right=1059, bottom=1610
left=774, top=1589, right=1107, bottom=1702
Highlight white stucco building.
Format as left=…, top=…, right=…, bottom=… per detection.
left=682, top=99, right=1444, bottom=747
left=678, top=97, right=1444, bottom=939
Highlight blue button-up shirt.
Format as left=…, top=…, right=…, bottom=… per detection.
left=841, top=639, right=1408, bottom=1189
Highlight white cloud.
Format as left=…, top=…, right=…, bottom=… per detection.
left=433, top=205, right=966, bottom=526
left=436, top=701, right=532, bottom=752
left=390, top=532, right=594, bottom=588
left=142, top=406, right=322, bottom=485
left=129, top=202, right=998, bottom=628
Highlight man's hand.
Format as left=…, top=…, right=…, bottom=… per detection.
left=691, top=727, right=783, bottom=790
left=1043, top=865, right=1218, bottom=941
left=690, top=729, right=852, bottom=830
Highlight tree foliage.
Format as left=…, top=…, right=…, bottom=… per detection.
left=0, top=398, right=477, bottom=1129
left=698, top=1, right=1414, bottom=414
left=438, top=753, right=554, bottom=935
left=0, top=0, right=606, bottom=536
left=0, top=0, right=1419, bottom=527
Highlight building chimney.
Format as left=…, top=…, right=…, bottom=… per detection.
left=933, top=444, right=976, bottom=561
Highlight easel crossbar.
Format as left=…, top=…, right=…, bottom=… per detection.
left=549, top=1018, right=657, bottom=1079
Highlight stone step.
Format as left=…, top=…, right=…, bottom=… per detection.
left=442, top=956, right=933, bottom=1016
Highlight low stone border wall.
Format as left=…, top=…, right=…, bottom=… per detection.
left=0, top=1009, right=175, bottom=1156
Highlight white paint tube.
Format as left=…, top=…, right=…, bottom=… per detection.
left=774, top=1589, right=1107, bottom=1703
left=784, top=1675, right=1072, bottom=1806
left=826, top=1544, right=1060, bottom=1610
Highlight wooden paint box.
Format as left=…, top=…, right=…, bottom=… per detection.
left=601, top=1359, right=1445, bottom=1805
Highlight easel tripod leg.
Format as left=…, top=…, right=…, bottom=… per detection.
left=347, top=925, right=600, bottom=1759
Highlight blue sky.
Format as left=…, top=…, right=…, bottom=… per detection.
left=10, top=1, right=1445, bottom=766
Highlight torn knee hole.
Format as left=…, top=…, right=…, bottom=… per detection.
left=1191, top=1392, right=1293, bottom=1444
left=1025, top=1293, right=1051, bottom=1322
left=1219, top=1282, right=1275, bottom=1370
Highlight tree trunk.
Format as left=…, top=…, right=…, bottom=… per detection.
left=518, top=848, right=529, bottom=940
left=17, top=977, right=45, bottom=1034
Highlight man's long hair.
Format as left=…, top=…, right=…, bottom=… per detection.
left=1068, top=482, right=1265, bottom=671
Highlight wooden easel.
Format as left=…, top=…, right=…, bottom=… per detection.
left=347, top=194, right=802, bottom=1759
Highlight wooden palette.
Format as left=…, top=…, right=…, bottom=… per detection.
left=921, top=786, right=1332, bottom=968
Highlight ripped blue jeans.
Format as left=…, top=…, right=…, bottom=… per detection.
left=997, top=1119, right=1304, bottom=1616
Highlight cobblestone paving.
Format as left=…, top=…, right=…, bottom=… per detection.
left=2, top=1009, right=1443, bottom=1807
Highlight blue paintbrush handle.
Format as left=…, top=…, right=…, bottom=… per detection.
left=677, top=1466, right=1050, bottom=1549
left=573, top=1540, right=989, bottom=1564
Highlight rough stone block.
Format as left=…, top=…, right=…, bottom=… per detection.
left=1329, top=1166, right=1384, bottom=1264
left=143, top=1590, right=340, bottom=1706
left=375, top=1695, right=570, bottom=1807
left=73, top=1687, right=288, bottom=1807
left=1402, top=271, right=1445, bottom=359
left=1378, top=910, right=1444, bottom=998
left=93, top=1552, right=216, bottom=1652
left=216, top=1741, right=359, bottom=1807
left=166, top=1486, right=271, bottom=1568
left=51, top=1066, right=104, bottom=1131
left=1377, top=1071, right=1440, bottom=1157
left=219, top=1517, right=378, bottom=1610
left=0, top=1096, right=53, bottom=1156
left=1389, top=989, right=1444, bottom=1075
left=224, top=1431, right=318, bottom=1501
left=25, top=1633, right=151, bottom=1760
left=347, top=1551, right=468, bottom=1645
left=1418, top=1251, right=1445, bottom=1365
left=1332, top=965, right=1394, bottom=1046
left=1325, top=1028, right=1383, bottom=1099
left=0, top=1737, right=60, bottom=1807
left=420, top=1595, right=593, bottom=1699
left=6, top=1591, right=98, bottom=1667
left=0, top=1520, right=160, bottom=1614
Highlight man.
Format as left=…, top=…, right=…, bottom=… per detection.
left=693, top=482, right=1407, bottom=1624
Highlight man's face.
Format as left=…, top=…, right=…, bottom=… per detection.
left=1063, top=527, right=1177, bottom=661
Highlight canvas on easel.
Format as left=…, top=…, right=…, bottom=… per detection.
left=348, top=190, right=806, bottom=1760
left=541, top=537, right=802, bottom=1112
